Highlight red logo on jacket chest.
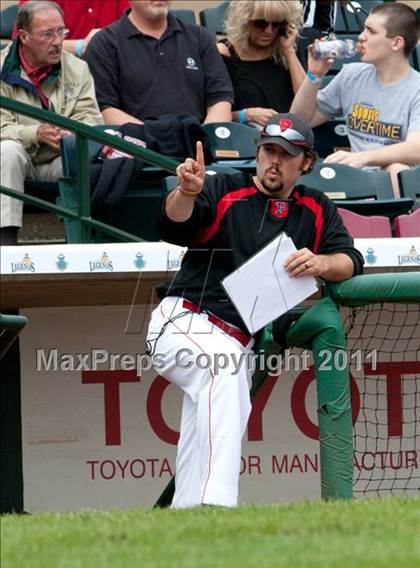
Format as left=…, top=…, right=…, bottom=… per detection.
left=270, top=200, right=289, bottom=219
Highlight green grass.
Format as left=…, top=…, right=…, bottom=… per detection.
left=1, top=497, right=420, bottom=568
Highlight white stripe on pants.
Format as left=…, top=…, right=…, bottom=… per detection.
left=0, top=140, right=62, bottom=227
left=146, top=297, right=253, bottom=508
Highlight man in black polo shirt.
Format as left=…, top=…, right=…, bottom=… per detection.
left=86, top=0, right=234, bottom=125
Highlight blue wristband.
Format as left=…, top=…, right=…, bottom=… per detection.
left=75, top=39, right=84, bottom=58
left=306, top=71, right=322, bottom=84
left=238, top=109, right=247, bottom=124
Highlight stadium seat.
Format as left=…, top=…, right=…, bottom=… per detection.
left=313, top=119, right=350, bottom=158
left=326, top=34, right=361, bottom=75
left=398, top=167, right=420, bottom=210
left=410, top=44, right=420, bottom=72
left=337, top=208, right=392, bottom=238
left=0, top=4, right=17, bottom=40
left=0, top=5, right=196, bottom=41
left=59, top=173, right=166, bottom=244
left=394, top=209, right=420, bottom=237
left=161, top=175, right=179, bottom=194
left=24, top=180, right=59, bottom=202
left=334, top=1, right=382, bottom=34
left=409, top=42, right=419, bottom=71
left=200, top=122, right=258, bottom=173
left=169, top=9, right=196, bottom=24
left=162, top=165, right=243, bottom=193
left=321, top=75, right=335, bottom=88
left=299, top=162, right=413, bottom=217
left=199, top=1, right=229, bottom=37
left=59, top=129, right=167, bottom=243
left=60, top=129, right=106, bottom=178
left=204, top=164, right=243, bottom=176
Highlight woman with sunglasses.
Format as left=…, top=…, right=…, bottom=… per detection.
left=217, top=1, right=305, bottom=128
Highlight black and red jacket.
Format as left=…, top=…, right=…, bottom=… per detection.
left=157, top=173, right=364, bottom=332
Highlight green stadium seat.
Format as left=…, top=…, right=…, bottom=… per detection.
left=60, top=129, right=106, bottom=178
left=59, top=128, right=168, bottom=243
left=24, top=180, right=59, bottom=202
left=93, top=183, right=166, bottom=243
left=199, top=1, right=229, bottom=37
left=162, top=165, right=243, bottom=194
left=410, top=44, right=420, bottom=72
left=334, top=1, right=383, bottom=34
left=0, top=5, right=195, bottom=41
left=394, top=209, right=420, bottom=237
left=169, top=9, right=196, bottom=24
left=326, top=34, right=361, bottom=75
left=321, top=75, right=335, bottom=88
left=160, top=175, right=178, bottom=194
left=337, top=207, right=392, bottom=238
left=0, top=4, right=17, bottom=40
left=204, top=164, right=243, bottom=176
left=300, top=162, right=413, bottom=218
left=200, top=122, right=257, bottom=173
left=59, top=171, right=166, bottom=244
left=397, top=167, right=420, bottom=210
left=313, top=119, right=350, bottom=158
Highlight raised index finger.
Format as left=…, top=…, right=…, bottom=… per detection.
left=195, top=141, right=205, bottom=167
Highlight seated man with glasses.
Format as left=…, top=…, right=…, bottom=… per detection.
left=217, top=1, right=306, bottom=128
left=16, top=0, right=129, bottom=59
left=0, top=0, right=103, bottom=245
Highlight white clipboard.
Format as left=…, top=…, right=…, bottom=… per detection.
left=221, top=233, right=318, bottom=335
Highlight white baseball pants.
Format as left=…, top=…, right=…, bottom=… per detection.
left=147, top=296, right=254, bottom=508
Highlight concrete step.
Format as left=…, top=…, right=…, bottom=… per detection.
left=18, top=213, right=66, bottom=245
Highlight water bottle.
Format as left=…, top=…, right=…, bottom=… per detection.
left=312, top=39, right=357, bottom=60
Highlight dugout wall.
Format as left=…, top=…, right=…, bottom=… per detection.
left=1, top=243, right=419, bottom=512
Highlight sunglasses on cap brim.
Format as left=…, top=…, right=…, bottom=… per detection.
left=261, top=124, right=309, bottom=146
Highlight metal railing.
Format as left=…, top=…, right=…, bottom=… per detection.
left=0, top=96, right=179, bottom=243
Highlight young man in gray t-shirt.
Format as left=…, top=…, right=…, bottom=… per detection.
left=291, top=2, right=420, bottom=196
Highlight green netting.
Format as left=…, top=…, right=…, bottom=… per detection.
left=156, top=273, right=419, bottom=506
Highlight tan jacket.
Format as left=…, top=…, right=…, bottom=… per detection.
left=1, top=44, right=103, bottom=164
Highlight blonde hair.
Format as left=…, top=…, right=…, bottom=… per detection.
left=225, top=0, right=303, bottom=66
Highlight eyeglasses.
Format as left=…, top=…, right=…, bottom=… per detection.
left=23, top=26, right=69, bottom=41
left=262, top=124, right=308, bottom=146
left=249, top=19, right=288, bottom=36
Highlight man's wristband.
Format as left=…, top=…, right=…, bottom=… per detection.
left=75, top=39, right=84, bottom=58
left=306, top=71, right=322, bottom=85
left=238, top=109, right=247, bottom=124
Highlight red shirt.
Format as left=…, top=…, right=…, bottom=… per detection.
left=17, top=0, right=129, bottom=39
